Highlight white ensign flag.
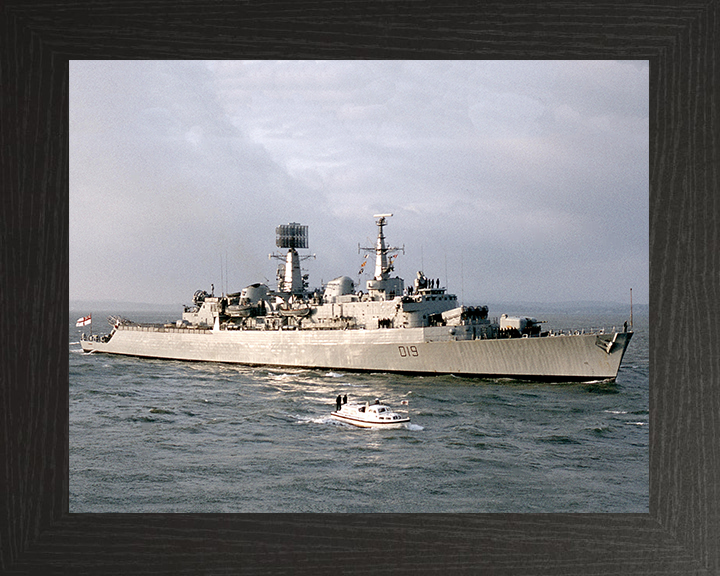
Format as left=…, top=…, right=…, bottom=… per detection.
left=75, top=315, right=92, bottom=327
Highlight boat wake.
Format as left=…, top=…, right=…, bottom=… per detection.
left=295, top=415, right=337, bottom=426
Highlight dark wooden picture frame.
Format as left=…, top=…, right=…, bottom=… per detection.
left=2, top=2, right=717, bottom=574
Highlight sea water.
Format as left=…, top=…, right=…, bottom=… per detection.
left=69, top=309, right=648, bottom=513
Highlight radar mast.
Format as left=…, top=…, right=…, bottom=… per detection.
left=359, top=214, right=404, bottom=280
left=269, top=223, right=314, bottom=295
left=359, top=214, right=405, bottom=300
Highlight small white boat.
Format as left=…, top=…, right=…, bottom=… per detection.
left=331, top=401, right=410, bottom=428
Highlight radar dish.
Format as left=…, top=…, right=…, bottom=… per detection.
left=276, top=223, right=308, bottom=249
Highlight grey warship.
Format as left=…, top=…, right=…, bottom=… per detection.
left=81, top=214, right=633, bottom=381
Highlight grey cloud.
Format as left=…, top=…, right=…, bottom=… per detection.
left=70, top=60, right=648, bottom=307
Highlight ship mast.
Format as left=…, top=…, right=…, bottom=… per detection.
left=359, top=213, right=405, bottom=300
left=373, top=213, right=391, bottom=280
left=269, top=223, right=314, bottom=295
left=359, top=213, right=404, bottom=280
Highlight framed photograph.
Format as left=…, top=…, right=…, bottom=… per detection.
left=2, top=2, right=716, bottom=574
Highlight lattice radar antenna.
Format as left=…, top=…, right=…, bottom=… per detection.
left=269, top=222, right=315, bottom=294
left=275, top=223, right=308, bottom=249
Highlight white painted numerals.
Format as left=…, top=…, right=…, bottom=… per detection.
left=398, top=345, right=419, bottom=357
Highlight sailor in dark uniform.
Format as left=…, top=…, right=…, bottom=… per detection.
left=336, top=395, right=342, bottom=411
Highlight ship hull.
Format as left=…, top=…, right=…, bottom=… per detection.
left=80, top=326, right=633, bottom=382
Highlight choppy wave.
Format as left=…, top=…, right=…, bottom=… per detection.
left=69, top=311, right=648, bottom=513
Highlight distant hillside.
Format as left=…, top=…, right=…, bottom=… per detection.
left=478, top=301, right=648, bottom=316
left=70, top=300, right=182, bottom=313
left=71, top=299, right=647, bottom=317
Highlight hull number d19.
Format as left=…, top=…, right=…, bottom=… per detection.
left=398, top=345, right=419, bottom=357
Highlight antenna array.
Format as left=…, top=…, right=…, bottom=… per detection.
left=276, top=223, right=308, bottom=249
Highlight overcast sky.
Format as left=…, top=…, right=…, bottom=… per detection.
left=70, top=60, right=648, bottom=308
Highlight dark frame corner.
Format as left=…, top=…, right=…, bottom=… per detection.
left=1, top=1, right=717, bottom=574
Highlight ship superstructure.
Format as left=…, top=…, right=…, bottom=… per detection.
left=81, top=215, right=633, bottom=382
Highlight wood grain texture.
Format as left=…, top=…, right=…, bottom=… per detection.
left=1, top=1, right=717, bottom=574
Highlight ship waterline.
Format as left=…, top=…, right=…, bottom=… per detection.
left=81, top=322, right=631, bottom=381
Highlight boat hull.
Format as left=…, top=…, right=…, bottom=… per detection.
left=330, top=412, right=410, bottom=428
left=80, top=325, right=633, bottom=382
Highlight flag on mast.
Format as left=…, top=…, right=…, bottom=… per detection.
left=76, top=315, right=92, bottom=327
